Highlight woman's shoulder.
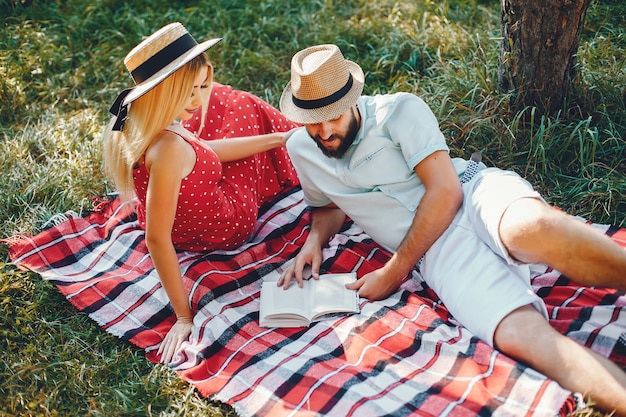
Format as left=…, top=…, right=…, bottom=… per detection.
left=164, top=123, right=197, bottom=142
left=145, top=128, right=196, bottom=168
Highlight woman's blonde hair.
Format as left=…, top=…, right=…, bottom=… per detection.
left=103, top=53, right=212, bottom=198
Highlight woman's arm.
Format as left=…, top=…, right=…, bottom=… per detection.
left=143, top=132, right=196, bottom=363
left=204, top=127, right=300, bottom=162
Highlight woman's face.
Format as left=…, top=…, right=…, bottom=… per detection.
left=177, top=65, right=210, bottom=121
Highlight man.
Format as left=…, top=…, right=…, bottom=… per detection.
left=277, top=44, right=626, bottom=415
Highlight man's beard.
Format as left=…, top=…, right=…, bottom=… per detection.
left=313, top=109, right=359, bottom=159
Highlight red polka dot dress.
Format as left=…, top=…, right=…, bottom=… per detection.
left=132, top=83, right=299, bottom=252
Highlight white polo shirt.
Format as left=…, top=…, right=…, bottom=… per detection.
left=286, top=92, right=467, bottom=252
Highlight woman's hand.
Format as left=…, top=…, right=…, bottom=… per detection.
left=280, top=127, right=301, bottom=145
left=201, top=126, right=302, bottom=162
left=157, top=316, right=194, bottom=364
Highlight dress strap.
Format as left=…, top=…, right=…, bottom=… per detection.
left=165, top=123, right=198, bottom=143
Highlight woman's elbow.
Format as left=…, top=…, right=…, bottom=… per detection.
left=144, top=231, right=171, bottom=253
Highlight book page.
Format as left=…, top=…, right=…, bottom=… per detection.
left=310, top=273, right=359, bottom=321
left=259, top=281, right=310, bottom=326
left=260, top=273, right=360, bottom=327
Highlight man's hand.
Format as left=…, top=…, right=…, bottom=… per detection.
left=157, top=316, right=194, bottom=364
left=278, top=205, right=346, bottom=289
left=346, top=150, right=463, bottom=301
left=277, top=239, right=323, bottom=289
left=345, top=266, right=406, bottom=301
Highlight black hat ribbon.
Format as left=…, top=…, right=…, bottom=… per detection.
left=109, top=88, right=133, bottom=132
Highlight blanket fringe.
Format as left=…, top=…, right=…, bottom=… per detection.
left=559, top=393, right=586, bottom=416
left=40, top=193, right=121, bottom=231
left=41, top=210, right=81, bottom=229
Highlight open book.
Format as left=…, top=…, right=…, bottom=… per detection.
left=259, top=273, right=360, bottom=328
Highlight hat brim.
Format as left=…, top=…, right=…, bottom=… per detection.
left=122, top=37, right=222, bottom=106
left=280, top=60, right=364, bottom=125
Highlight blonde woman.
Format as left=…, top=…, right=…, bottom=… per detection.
left=103, top=23, right=299, bottom=364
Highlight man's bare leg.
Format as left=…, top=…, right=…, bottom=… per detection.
left=499, top=197, right=626, bottom=290
left=494, top=305, right=626, bottom=416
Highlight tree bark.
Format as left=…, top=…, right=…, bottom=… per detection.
left=498, top=0, right=591, bottom=115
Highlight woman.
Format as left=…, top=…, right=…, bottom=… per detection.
left=103, top=22, right=299, bottom=364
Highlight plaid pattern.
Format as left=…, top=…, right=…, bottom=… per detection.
left=6, top=188, right=626, bottom=417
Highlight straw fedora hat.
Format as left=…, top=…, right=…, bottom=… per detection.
left=280, top=44, right=364, bottom=125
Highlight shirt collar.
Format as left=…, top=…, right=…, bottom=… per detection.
left=351, top=96, right=366, bottom=147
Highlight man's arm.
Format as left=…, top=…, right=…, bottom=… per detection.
left=277, top=204, right=346, bottom=289
left=347, top=150, right=462, bottom=299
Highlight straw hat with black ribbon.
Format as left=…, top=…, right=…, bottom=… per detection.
left=109, top=22, right=221, bottom=131
left=280, top=44, right=364, bottom=125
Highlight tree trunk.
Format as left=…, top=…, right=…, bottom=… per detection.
left=498, top=0, right=591, bottom=115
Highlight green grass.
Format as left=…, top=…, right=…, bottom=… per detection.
left=1, top=0, right=625, bottom=415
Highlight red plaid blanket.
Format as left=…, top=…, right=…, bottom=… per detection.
left=6, top=188, right=626, bottom=416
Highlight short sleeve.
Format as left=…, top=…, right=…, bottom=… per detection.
left=383, top=93, right=449, bottom=170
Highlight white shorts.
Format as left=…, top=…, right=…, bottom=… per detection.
left=419, top=168, right=549, bottom=346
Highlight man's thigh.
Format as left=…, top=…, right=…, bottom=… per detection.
left=421, top=218, right=547, bottom=347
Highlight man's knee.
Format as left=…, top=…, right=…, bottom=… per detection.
left=493, top=305, right=552, bottom=358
